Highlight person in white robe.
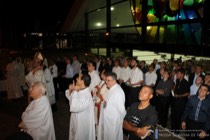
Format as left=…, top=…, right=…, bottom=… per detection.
left=49, top=59, right=59, bottom=101
left=43, top=65, right=56, bottom=105
left=18, top=82, right=56, bottom=140
left=65, top=73, right=95, bottom=140
left=25, top=52, right=46, bottom=103
left=16, top=57, right=26, bottom=92
left=98, top=72, right=126, bottom=140
left=87, top=61, right=101, bottom=92
left=6, top=57, right=23, bottom=100
left=87, top=61, right=101, bottom=127
left=25, top=52, right=45, bottom=87
left=94, top=69, right=109, bottom=135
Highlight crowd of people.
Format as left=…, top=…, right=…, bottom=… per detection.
left=3, top=51, right=210, bottom=140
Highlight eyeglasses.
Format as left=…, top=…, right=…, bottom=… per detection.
left=106, top=79, right=114, bottom=82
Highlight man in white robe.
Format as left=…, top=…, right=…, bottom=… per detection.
left=87, top=61, right=101, bottom=92
left=94, top=69, right=109, bottom=136
left=65, top=73, right=95, bottom=140
left=18, top=82, right=56, bottom=140
left=87, top=61, right=101, bottom=126
left=98, top=72, right=126, bottom=140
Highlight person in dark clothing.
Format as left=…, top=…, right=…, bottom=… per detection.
left=80, top=58, right=88, bottom=74
left=181, top=84, right=210, bottom=140
left=204, top=73, right=210, bottom=92
left=188, top=65, right=204, bottom=86
left=170, top=68, right=190, bottom=132
left=139, top=60, right=148, bottom=74
left=104, top=57, right=113, bottom=72
left=98, top=56, right=107, bottom=74
left=155, top=70, right=173, bottom=128
left=5, top=132, right=33, bottom=140
left=56, top=56, right=67, bottom=93
left=123, top=86, right=158, bottom=140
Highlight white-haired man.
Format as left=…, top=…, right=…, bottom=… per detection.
left=18, top=82, right=56, bottom=140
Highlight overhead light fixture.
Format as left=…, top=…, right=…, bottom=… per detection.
left=38, top=33, right=43, bottom=37
left=105, top=32, right=110, bottom=36
left=111, top=7, right=114, bottom=11
left=96, top=22, right=102, bottom=27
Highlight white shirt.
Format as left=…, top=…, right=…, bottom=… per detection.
left=72, top=60, right=80, bottom=76
left=190, top=84, right=200, bottom=96
left=21, top=96, right=56, bottom=140
left=130, top=67, right=144, bottom=87
left=120, top=66, right=131, bottom=83
left=145, top=70, right=157, bottom=86
left=96, top=61, right=101, bottom=73
left=88, top=70, right=101, bottom=92
left=65, top=64, right=74, bottom=78
left=49, top=64, right=58, bottom=78
left=65, top=88, right=95, bottom=140
left=25, top=69, right=46, bottom=87
left=112, top=66, right=122, bottom=80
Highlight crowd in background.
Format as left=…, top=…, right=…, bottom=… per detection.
left=1, top=51, right=210, bottom=140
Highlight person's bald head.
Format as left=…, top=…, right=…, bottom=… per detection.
left=29, top=82, right=46, bottom=100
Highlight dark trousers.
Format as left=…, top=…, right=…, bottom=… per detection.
left=185, top=119, right=208, bottom=140
left=121, top=83, right=129, bottom=108
left=53, top=77, right=59, bottom=100
left=150, top=86, right=156, bottom=107
left=157, top=96, right=170, bottom=128
left=171, top=98, right=187, bottom=132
